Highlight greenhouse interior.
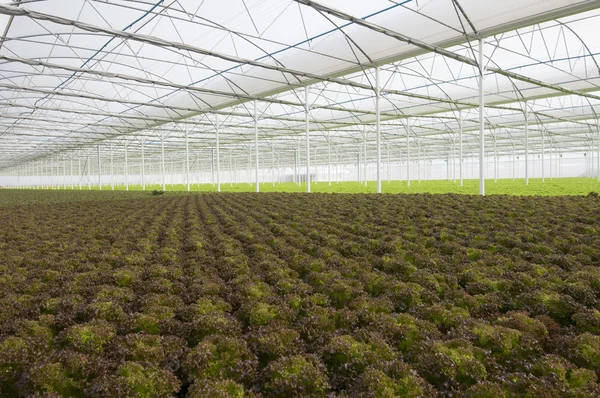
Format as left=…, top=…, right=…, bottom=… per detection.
left=0, top=0, right=599, bottom=193
left=2, top=1, right=600, bottom=397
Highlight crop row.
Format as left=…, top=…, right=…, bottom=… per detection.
left=0, top=193, right=599, bottom=397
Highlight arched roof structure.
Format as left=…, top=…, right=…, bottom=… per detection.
left=1, top=0, right=600, bottom=193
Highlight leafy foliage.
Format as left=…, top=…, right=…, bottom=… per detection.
left=0, top=191, right=599, bottom=396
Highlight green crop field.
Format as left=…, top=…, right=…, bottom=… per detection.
left=19, top=177, right=600, bottom=197
left=0, top=190, right=599, bottom=397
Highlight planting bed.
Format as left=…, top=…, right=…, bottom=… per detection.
left=0, top=192, right=600, bottom=397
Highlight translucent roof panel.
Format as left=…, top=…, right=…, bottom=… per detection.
left=0, top=0, right=599, bottom=167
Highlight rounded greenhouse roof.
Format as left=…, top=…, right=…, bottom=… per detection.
left=0, top=0, right=599, bottom=176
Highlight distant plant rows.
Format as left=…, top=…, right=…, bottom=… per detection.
left=3, top=177, right=600, bottom=199
left=0, top=189, right=164, bottom=206
left=0, top=193, right=599, bottom=397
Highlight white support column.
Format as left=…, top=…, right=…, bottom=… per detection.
left=186, top=131, right=190, bottom=192
left=294, top=149, right=298, bottom=186
left=248, top=150, right=252, bottom=187
left=272, top=144, right=275, bottom=187
left=211, top=150, right=215, bottom=186
left=161, top=137, right=166, bottom=191
left=277, top=151, right=281, bottom=184
left=357, top=151, right=361, bottom=183
left=363, top=133, right=367, bottom=186
left=478, top=38, right=485, bottom=196
left=110, top=144, right=114, bottom=190
left=125, top=145, right=129, bottom=191
left=375, top=65, right=382, bottom=194
left=336, top=149, right=340, bottom=184
left=452, top=134, right=456, bottom=183
left=525, top=102, right=529, bottom=185
left=255, top=100, right=260, bottom=192
left=590, top=138, right=596, bottom=178
left=386, top=144, right=391, bottom=184
left=512, top=146, right=517, bottom=181
left=87, top=155, right=91, bottom=190
left=406, top=121, right=411, bottom=187
left=216, top=114, right=221, bottom=192
left=597, top=121, right=600, bottom=182
left=70, top=157, right=74, bottom=190
left=542, top=127, right=545, bottom=182
left=78, top=157, right=81, bottom=190
left=328, top=135, right=332, bottom=187
left=141, top=141, right=145, bottom=190
left=98, top=146, right=102, bottom=190
left=170, top=157, right=174, bottom=187
left=417, top=139, right=421, bottom=183
left=549, top=141, right=553, bottom=180
left=196, top=153, right=202, bottom=190
left=230, top=149, right=234, bottom=187
left=459, top=110, right=463, bottom=186
left=305, top=87, right=311, bottom=193
left=493, top=133, right=497, bottom=183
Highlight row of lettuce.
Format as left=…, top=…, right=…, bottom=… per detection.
left=0, top=193, right=599, bottom=397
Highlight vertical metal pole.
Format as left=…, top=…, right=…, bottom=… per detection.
left=531, top=139, right=539, bottom=178
left=542, top=127, right=545, bottom=182
left=597, top=121, right=600, bottom=181
left=98, top=146, right=102, bottom=190
left=314, top=147, right=318, bottom=184
left=305, top=87, right=311, bottom=193
left=549, top=141, right=553, bottom=180
left=78, top=157, right=81, bottom=190
left=70, top=157, right=73, bottom=190
left=125, top=145, right=129, bottom=191
left=493, top=134, right=497, bottom=183
left=110, top=144, right=114, bottom=190
left=294, top=149, right=298, bottom=185
left=363, top=133, right=367, bottom=186
left=375, top=66, right=381, bottom=193
left=452, top=135, right=456, bottom=183
left=459, top=110, right=463, bottom=186
left=230, top=149, right=233, bottom=187
left=387, top=144, right=390, bottom=184
left=211, top=150, right=214, bottom=186
left=525, top=102, right=529, bottom=185
left=255, top=100, right=260, bottom=192
left=328, top=136, right=332, bottom=187
left=196, top=153, right=200, bottom=187
left=335, top=148, right=342, bottom=184
left=417, top=139, right=421, bottom=183
left=357, top=151, right=361, bottom=183
left=161, top=137, right=165, bottom=191
left=277, top=151, right=281, bottom=183
left=216, top=115, right=221, bottom=192
left=170, top=157, right=174, bottom=187
left=479, top=38, right=485, bottom=196
left=512, top=146, right=516, bottom=180
left=272, top=144, right=275, bottom=187
left=87, top=155, right=90, bottom=190
left=406, top=121, right=411, bottom=187
left=277, top=151, right=281, bottom=184
left=141, top=141, right=145, bottom=191
left=186, top=132, right=190, bottom=191
left=589, top=140, right=593, bottom=178
left=248, top=151, right=252, bottom=187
